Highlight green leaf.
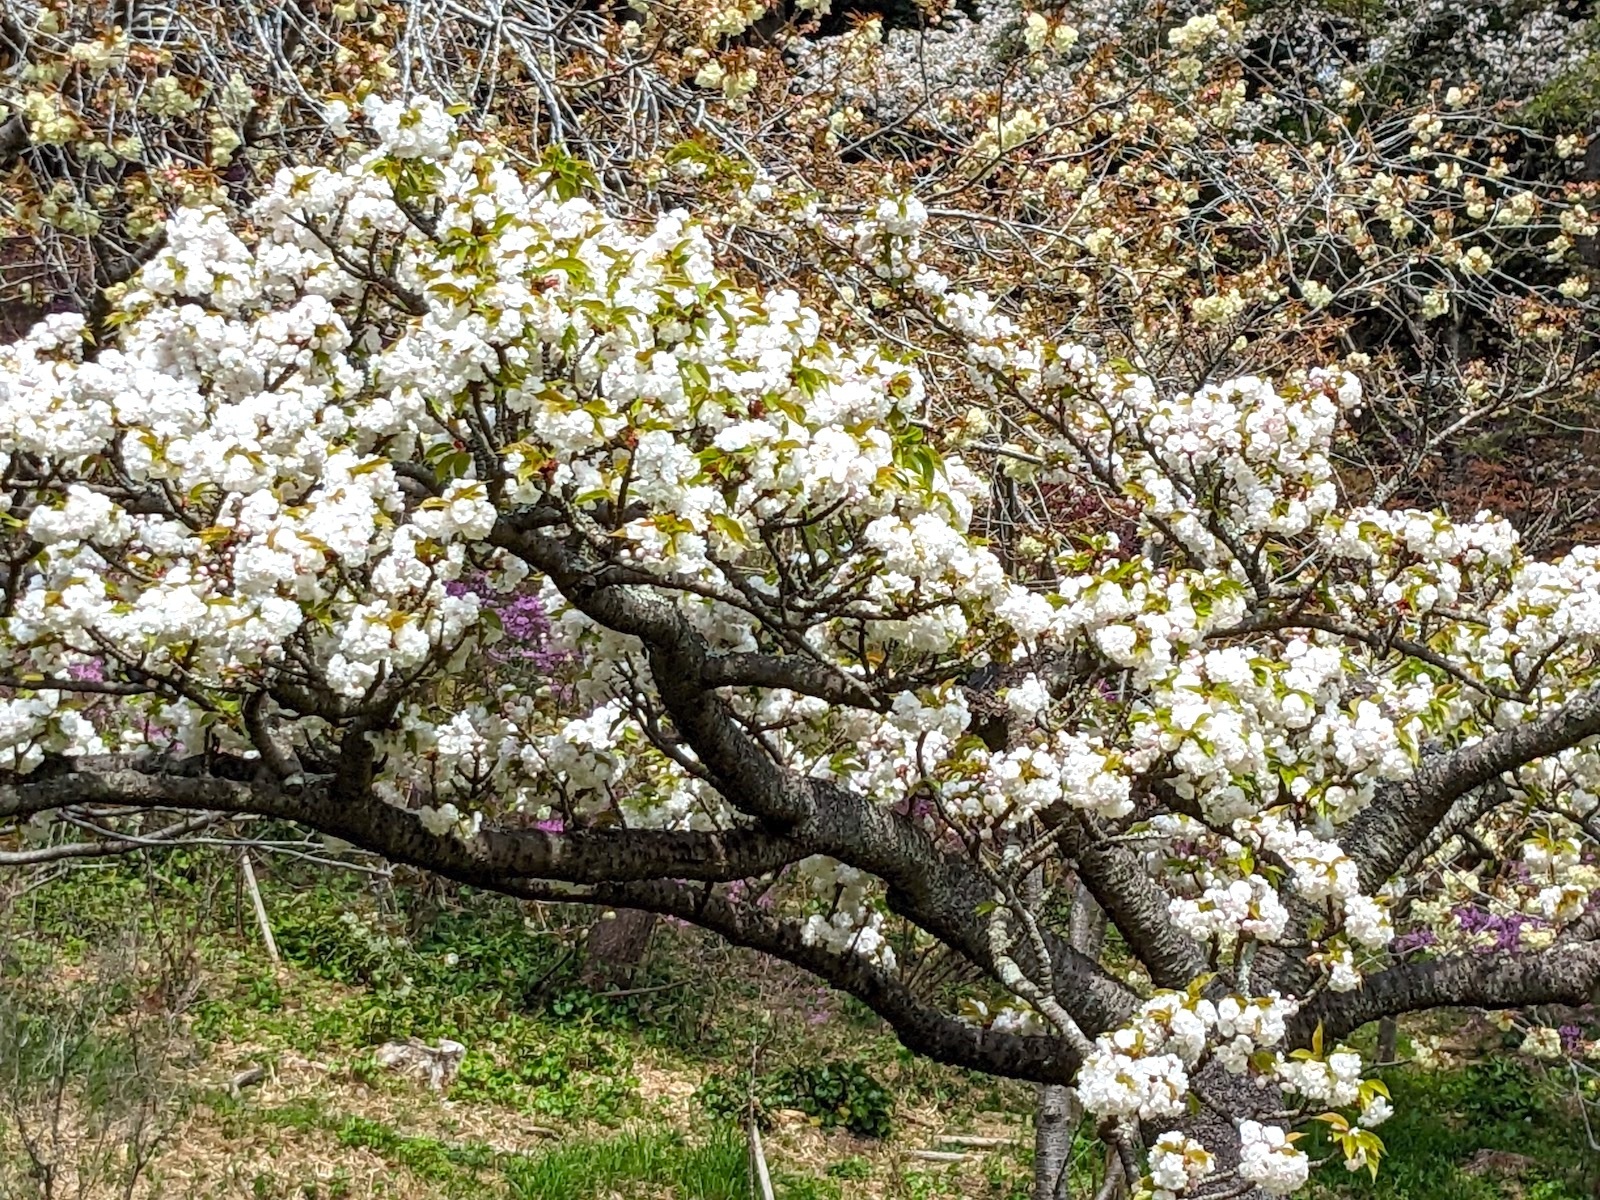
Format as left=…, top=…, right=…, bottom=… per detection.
left=710, top=512, right=754, bottom=548
left=792, top=364, right=827, bottom=399
left=537, top=144, right=600, bottom=200
left=436, top=451, right=472, bottom=482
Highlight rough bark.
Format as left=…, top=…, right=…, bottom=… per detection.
left=1292, top=940, right=1600, bottom=1045
left=1035, top=1084, right=1081, bottom=1200
left=1056, top=812, right=1207, bottom=990
left=580, top=908, right=659, bottom=988
left=1181, top=1062, right=1280, bottom=1200
left=1034, top=883, right=1107, bottom=1200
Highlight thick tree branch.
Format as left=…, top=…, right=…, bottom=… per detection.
left=1291, top=940, right=1600, bottom=1046
left=0, top=764, right=799, bottom=885
left=1054, top=810, right=1207, bottom=990
left=701, top=650, right=883, bottom=709
left=507, top=877, right=1085, bottom=1085
left=1343, top=689, right=1600, bottom=892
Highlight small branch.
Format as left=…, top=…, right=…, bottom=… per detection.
left=592, top=980, right=688, bottom=1001
left=907, top=1149, right=971, bottom=1163
left=0, top=813, right=219, bottom=865
left=748, top=1117, right=776, bottom=1200
left=240, top=851, right=280, bottom=966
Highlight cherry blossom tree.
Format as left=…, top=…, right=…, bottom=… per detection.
left=7, top=99, right=1600, bottom=1198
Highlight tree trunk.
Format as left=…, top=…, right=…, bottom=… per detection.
left=1037, top=881, right=1276, bottom=1200
left=1179, top=1060, right=1279, bottom=1200
left=1035, top=1083, right=1082, bottom=1200
left=580, top=907, right=658, bottom=989
left=1377, top=1016, right=1398, bottom=1064
left=1034, top=881, right=1106, bottom=1200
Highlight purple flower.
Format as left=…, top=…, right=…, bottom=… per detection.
left=534, top=818, right=565, bottom=834
left=67, top=658, right=107, bottom=682
left=1391, top=928, right=1438, bottom=954
left=449, top=574, right=576, bottom=672
left=1452, top=906, right=1543, bottom=953
left=498, top=593, right=554, bottom=643
left=722, top=880, right=777, bottom=910
left=1560, top=1025, right=1584, bottom=1053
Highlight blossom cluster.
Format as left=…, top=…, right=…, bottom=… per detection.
left=1078, top=989, right=1299, bottom=1120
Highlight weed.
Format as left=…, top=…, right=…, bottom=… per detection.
left=901, top=1168, right=962, bottom=1199
left=696, top=1058, right=894, bottom=1138
left=768, top=1060, right=894, bottom=1139
left=826, top=1154, right=873, bottom=1180
left=249, top=1098, right=748, bottom=1196
left=0, top=888, right=195, bottom=1200
left=776, top=1176, right=843, bottom=1200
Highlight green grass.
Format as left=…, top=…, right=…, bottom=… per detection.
left=182, top=881, right=646, bottom=1123
left=1308, top=1057, right=1599, bottom=1200
left=9, top=851, right=1600, bottom=1200
left=245, top=1095, right=748, bottom=1200
left=186, top=959, right=643, bottom=1122
left=504, top=1127, right=747, bottom=1200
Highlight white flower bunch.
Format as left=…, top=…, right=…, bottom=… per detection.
left=1238, top=1120, right=1310, bottom=1196
left=1148, top=1131, right=1215, bottom=1198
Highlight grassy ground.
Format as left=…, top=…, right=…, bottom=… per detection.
left=1, top=851, right=1596, bottom=1199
